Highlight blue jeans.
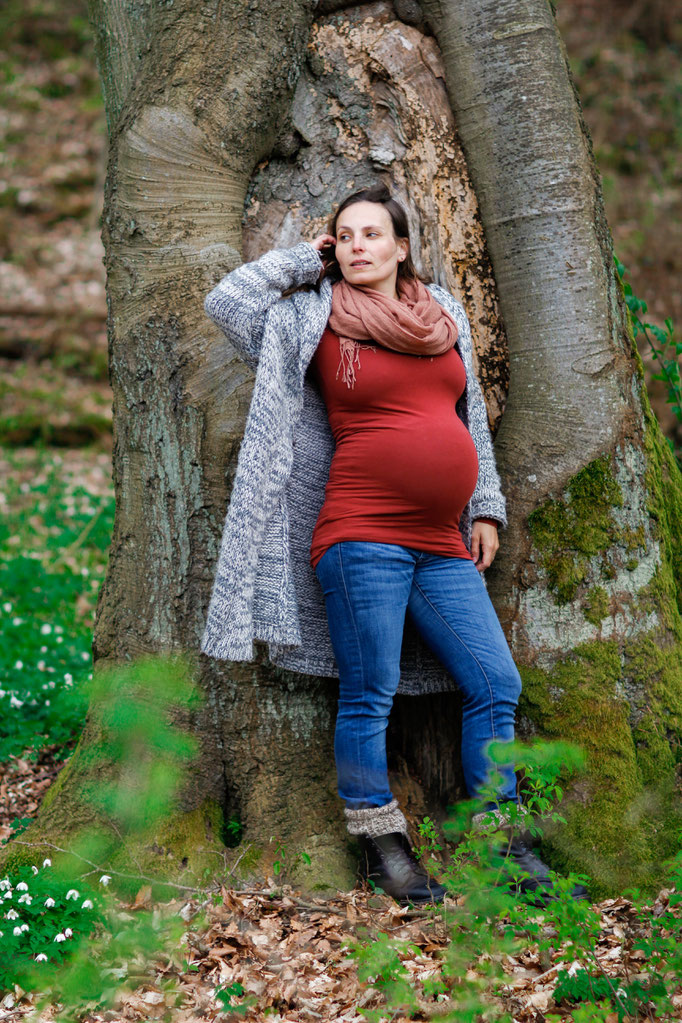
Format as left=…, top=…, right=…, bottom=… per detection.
left=314, top=542, right=522, bottom=811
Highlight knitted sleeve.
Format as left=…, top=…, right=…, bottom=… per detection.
left=456, top=309, right=508, bottom=527
left=204, top=242, right=324, bottom=370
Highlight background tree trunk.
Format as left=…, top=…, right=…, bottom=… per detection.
left=16, top=0, right=682, bottom=895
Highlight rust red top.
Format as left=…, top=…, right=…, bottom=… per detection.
left=308, top=327, right=484, bottom=569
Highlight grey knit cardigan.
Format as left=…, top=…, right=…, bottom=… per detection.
left=200, top=242, right=507, bottom=695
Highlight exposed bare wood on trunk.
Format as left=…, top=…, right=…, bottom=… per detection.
left=241, top=2, right=507, bottom=427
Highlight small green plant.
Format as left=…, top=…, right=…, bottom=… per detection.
left=505, top=871, right=608, bottom=1013
left=615, top=256, right=681, bottom=455
left=346, top=931, right=421, bottom=1021
left=214, top=980, right=257, bottom=1015
left=0, top=860, right=103, bottom=992
left=511, top=738, right=585, bottom=836
left=223, top=815, right=243, bottom=847
left=548, top=1001, right=616, bottom=1023
left=269, top=837, right=311, bottom=879
left=3, top=817, right=32, bottom=844
left=415, top=814, right=443, bottom=862
left=552, top=965, right=628, bottom=1011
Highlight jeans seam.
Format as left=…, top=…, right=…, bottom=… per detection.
left=337, top=543, right=370, bottom=802
left=412, top=579, right=497, bottom=740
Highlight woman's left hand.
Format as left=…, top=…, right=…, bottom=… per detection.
left=471, top=520, right=499, bottom=572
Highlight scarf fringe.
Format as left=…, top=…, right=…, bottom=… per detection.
left=336, top=337, right=375, bottom=389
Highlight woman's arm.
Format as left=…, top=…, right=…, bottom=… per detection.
left=204, top=241, right=323, bottom=370
left=465, top=349, right=508, bottom=527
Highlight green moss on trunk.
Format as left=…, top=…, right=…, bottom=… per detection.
left=527, top=455, right=624, bottom=604
left=582, top=585, right=609, bottom=625
left=519, top=632, right=682, bottom=895
left=520, top=401, right=682, bottom=895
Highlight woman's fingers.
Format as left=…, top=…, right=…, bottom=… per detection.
left=311, top=233, right=337, bottom=252
left=471, top=521, right=499, bottom=572
left=470, top=530, right=481, bottom=567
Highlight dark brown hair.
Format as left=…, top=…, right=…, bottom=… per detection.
left=323, top=183, right=427, bottom=284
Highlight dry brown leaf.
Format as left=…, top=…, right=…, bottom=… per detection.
left=528, top=988, right=552, bottom=1011
left=140, top=991, right=164, bottom=1006
left=131, top=886, right=152, bottom=911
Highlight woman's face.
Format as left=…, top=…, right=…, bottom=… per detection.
left=334, top=201, right=408, bottom=299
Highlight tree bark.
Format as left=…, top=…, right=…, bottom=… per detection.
left=13, top=0, right=682, bottom=896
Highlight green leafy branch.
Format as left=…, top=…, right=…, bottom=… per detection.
left=615, top=256, right=681, bottom=451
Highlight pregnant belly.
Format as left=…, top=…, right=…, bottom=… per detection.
left=327, top=415, right=480, bottom=524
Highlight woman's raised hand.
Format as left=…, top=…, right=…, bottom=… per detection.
left=311, top=233, right=337, bottom=256
left=311, top=235, right=337, bottom=280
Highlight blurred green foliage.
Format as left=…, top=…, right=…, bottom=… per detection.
left=1, top=652, right=201, bottom=1013
left=0, top=447, right=114, bottom=760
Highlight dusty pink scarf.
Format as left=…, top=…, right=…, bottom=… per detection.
left=328, top=276, right=458, bottom=388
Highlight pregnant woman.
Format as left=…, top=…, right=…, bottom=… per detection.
left=201, top=183, right=584, bottom=905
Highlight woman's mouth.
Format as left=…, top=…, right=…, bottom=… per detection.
left=350, top=260, right=371, bottom=267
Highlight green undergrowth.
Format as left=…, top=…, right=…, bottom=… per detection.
left=0, top=653, right=221, bottom=1015
left=1, top=654, right=224, bottom=895
left=0, top=445, right=114, bottom=760
left=346, top=742, right=682, bottom=1023
left=0, top=860, right=104, bottom=994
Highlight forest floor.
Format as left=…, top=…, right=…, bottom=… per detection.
left=1, top=0, right=682, bottom=1019
left=1, top=739, right=681, bottom=1023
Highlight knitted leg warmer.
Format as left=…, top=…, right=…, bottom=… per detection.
left=345, top=798, right=408, bottom=838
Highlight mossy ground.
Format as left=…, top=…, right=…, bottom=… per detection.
left=0, top=797, right=230, bottom=901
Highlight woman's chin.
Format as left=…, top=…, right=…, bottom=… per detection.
left=343, top=269, right=378, bottom=285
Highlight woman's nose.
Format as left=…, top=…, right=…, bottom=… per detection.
left=351, top=237, right=364, bottom=251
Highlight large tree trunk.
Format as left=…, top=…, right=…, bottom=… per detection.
left=14, top=0, right=682, bottom=895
